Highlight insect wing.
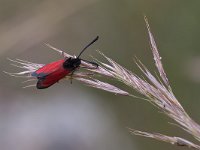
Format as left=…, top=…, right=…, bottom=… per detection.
left=32, top=59, right=65, bottom=78
left=36, top=65, right=71, bottom=89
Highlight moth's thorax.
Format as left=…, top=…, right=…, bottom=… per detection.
left=63, top=57, right=81, bottom=70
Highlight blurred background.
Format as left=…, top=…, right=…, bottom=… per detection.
left=1, top=0, right=200, bottom=150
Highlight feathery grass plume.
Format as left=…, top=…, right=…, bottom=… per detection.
left=93, top=48, right=200, bottom=148
left=5, top=17, right=200, bottom=149
left=85, top=18, right=200, bottom=148
left=87, top=18, right=200, bottom=148
left=99, top=18, right=200, bottom=148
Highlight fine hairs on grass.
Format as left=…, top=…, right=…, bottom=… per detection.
left=5, top=16, right=200, bottom=149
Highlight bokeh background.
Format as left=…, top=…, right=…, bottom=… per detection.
left=1, top=0, right=200, bottom=150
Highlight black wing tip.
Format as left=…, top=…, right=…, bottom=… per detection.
left=31, top=72, right=38, bottom=77
left=31, top=72, right=48, bottom=79
left=36, top=85, right=48, bottom=89
left=36, top=80, right=49, bottom=89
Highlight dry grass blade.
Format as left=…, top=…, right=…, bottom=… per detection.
left=144, top=16, right=170, bottom=90
left=45, top=43, right=72, bottom=58
left=129, top=128, right=200, bottom=150
left=76, top=78, right=130, bottom=96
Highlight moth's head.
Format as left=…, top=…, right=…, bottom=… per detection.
left=62, top=36, right=99, bottom=71
left=63, top=57, right=81, bottom=70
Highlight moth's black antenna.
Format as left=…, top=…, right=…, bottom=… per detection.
left=77, top=36, right=99, bottom=58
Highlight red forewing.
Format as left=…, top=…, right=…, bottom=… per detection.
left=36, top=67, right=71, bottom=89
left=32, top=59, right=71, bottom=89
left=32, top=59, right=65, bottom=78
